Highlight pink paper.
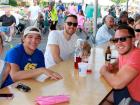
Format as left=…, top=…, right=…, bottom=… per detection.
left=35, top=95, right=70, bottom=105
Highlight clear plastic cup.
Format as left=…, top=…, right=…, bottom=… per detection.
left=78, top=62, right=88, bottom=77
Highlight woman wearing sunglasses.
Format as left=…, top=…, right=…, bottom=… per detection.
left=134, top=19, right=140, bottom=48
left=0, top=36, right=10, bottom=88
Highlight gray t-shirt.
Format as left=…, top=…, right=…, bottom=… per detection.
left=44, top=30, right=78, bottom=68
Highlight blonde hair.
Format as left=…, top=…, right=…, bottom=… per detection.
left=134, top=19, right=140, bottom=29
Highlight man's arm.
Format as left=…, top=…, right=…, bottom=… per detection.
left=48, top=44, right=63, bottom=64
left=10, top=63, right=62, bottom=82
left=10, top=63, right=44, bottom=81
left=100, top=64, right=138, bottom=89
left=11, top=23, right=15, bottom=27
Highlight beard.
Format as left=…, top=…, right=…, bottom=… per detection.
left=65, top=29, right=75, bottom=36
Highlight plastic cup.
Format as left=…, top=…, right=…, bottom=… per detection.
left=78, top=62, right=88, bottom=77
left=74, top=57, right=81, bottom=69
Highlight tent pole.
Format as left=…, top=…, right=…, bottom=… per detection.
left=93, top=0, right=98, bottom=46
left=126, top=0, right=129, bottom=12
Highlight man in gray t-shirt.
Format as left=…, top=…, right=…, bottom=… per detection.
left=44, top=14, right=78, bottom=68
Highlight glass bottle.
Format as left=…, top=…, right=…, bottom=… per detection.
left=105, top=46, right=111, bottom=63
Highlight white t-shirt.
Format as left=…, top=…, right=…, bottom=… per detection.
left=44, top=30, right=78, bottom=68
left=28, top=5, right=41, bottom=20
left=12, top=13, right=23, bottom=25
left=0, top=60, right=5, bottom=88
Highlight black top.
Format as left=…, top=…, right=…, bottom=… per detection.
left=0, top=15, right=16, bottom=26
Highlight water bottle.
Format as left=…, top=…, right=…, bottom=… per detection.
left=74, top=39, right=84, bottom=69
left=87, top=48, right=94, bottom=74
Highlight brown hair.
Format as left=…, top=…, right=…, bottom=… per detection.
left=65, top=14, right=77, bottom=21
left=117, top=25, right=135, bottom=37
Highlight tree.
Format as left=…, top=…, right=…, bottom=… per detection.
left=111, top=0, right=127, bottom=4
left=39, top=0, right=47, bottom=8
left=9, top=0, right=18, bottom=6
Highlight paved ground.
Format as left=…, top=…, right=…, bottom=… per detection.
left=1, top=31, right=95, bottom=59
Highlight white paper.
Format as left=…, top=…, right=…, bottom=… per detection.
left=36, top=74, right=49, bottom=82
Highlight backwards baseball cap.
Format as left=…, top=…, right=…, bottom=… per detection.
left=23, top=26, right=41, bottom=37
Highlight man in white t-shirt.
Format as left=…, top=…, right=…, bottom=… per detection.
left=44, top=14, right=78, bottom=68
left=12, top=10, right=23, bottom=26
left=28, top=0, right=41, bottom=26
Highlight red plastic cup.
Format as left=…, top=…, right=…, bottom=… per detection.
left=74, top=57, right=81, bottom=69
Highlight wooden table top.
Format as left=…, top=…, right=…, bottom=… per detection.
left=0, top=46, right=112, bottom=105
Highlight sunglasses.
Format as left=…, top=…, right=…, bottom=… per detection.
left=135, top=29, right=140, bottom=32
left=66, top=22, right=78, bottom=27
left=110, top=36, right=133, bottom=43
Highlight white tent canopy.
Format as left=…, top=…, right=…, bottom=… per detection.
left=98, top=0, right=114, bottom=6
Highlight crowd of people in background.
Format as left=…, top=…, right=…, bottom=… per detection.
left=0, top=0, right=139, bottom=44
left=0, top=0, right=98, bottom=42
